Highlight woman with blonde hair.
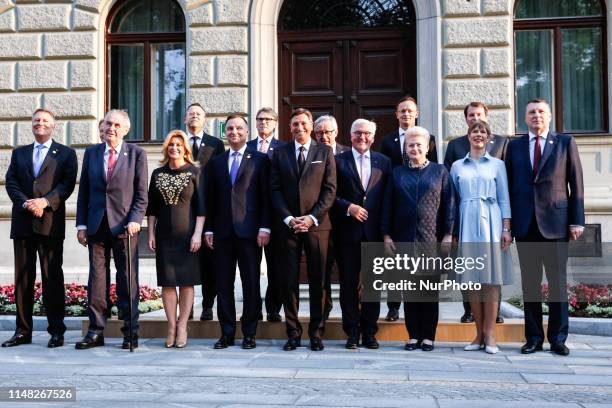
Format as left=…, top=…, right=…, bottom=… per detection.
left=146, top=130, right=205, bottom=348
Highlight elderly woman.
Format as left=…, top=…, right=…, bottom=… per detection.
left=450, top=120, right=512, bottom=354
left=382, top=126, right=454, bottom=352
left=147, top=130, right=205, bottom=348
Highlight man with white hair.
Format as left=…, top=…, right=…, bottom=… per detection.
left=333, top=118, right=391, bottom=349
left=314, top=115, right=349, bottom=155
left=76, top=109, right=148, bottom=350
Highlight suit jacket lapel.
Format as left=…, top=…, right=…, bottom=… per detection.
left=520, top=135, right=532, bottom=176
left=25, top=144, right=35, bottom=179
left=221, top=150, right=232, bottom=186
left=367, top=156, right=382, bottom=192
left=234, top=150, right=251, bottom=185
left=109, top=143, right=128, bottom=182
left=537, top=132, right=558, bottom=176
left=300, top=141, right=317, bottom=177
left=36, top=141, right=57, bottom=177
left=347, top=153, right=365, bottom=193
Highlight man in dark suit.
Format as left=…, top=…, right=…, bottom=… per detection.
left=334, top=119, right=391, bottom=349
left=205, top=115, right=270, bottom=350
left=270, top=108, right=336, bottom=351
left=2, top=109, right=77, bottom=348
left=443, top=101, right=509, bottom=324
left=184, top=102, right=226, bottom=321
left=506, top=98, right=584, bottom=356
left=75, top=110, right=148, bottom=350
left=379, top=95, right=437, bottom=321
left=314, top=114, right=348, bottom=320
left=246, top=107, right=285, bottom=323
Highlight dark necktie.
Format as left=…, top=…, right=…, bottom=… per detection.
left=297, top=146, right=306, bottom=175
left=191, top=136, right=199, bottom=160
left=401, top=134, right=409, bottom=165
left=533, top=135, right=542, bottom=178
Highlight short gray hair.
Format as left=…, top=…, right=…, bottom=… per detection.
left=350, top=118, right=376, bottom=135
left=314, top=115, right=338, bottom=132
left=405, top=126, right=430, bottom=145
left=105, top=109, right=131, bottom=131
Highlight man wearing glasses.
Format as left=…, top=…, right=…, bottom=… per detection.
left=247, top=107, right=286, bottom=322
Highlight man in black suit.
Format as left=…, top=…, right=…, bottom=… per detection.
left=184, top=103, right=226, bottom=321
left=314, top=114, right=348, bottom=320
left=334, top=119, right=391, bottom=349
left=443, top=101, right=509, bottom=324
left=506, top=98, right=584, bottom=356
left=246, top=107, right=285, bottom=323
left=270, top=108, right=336, bottom=351
left=205, top=115, right=270, bottom=350
left=75, top=110, right=148, bottom=349
left=379, top=95, right=437, bottom=321
left=3, top=109, right=77, bottom=348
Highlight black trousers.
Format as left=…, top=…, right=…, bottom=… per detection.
left=323, top=238, right=335, bottom=317
left=13, top=235, right=66, bottom=336
left=200, top=244, right=216, bottom=309
left=214, top=234, right=262, bottom=338
left=335, top=241, right=380, bottom=337
left=516, top=217, right=569, bottom=345
left=87, top=217, right=139, bottom=336
left=403, top=276, right=439, bottom=341
left=264, top=232, right=283, bottom=315
left=281, top=229, right=329, bottom=339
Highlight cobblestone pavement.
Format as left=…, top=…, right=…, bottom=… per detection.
left=0, top=331, right=611, bottom=407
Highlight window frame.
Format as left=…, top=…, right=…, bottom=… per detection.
left=105, top=0, right=186, bottom=143
left=513, top=0, right=608, bottom=134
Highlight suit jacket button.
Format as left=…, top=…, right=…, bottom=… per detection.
left=33, top=180, right=37, bottom=184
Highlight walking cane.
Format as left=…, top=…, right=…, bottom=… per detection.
left=125, top=226, right=134, bottom=352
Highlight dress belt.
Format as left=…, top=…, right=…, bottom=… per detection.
left=462, top=196, right=497, bottom=237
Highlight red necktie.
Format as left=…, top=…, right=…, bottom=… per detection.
left=107, top=148, right=117, bottom=180
left=533, top=135, right=541, bottom=178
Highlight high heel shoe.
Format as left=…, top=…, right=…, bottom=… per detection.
left=164, top=328, right=176, bottom=348
left=464, top=343, right=485, bottom=351
left=175, top=326, right=188, bottom=348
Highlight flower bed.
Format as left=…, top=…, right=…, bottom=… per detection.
left=507, top=283, right=612, bottom=318
left=0, top=283, right=163, bottom=317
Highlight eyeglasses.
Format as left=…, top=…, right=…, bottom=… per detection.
left=256, top=117, right=276, bottom=122
left=352, top=131, right=373, bottom=137
left=316, top=130, right=336, bottom=136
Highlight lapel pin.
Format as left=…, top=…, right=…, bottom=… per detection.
left=548, top=140, right=553, bottom=144
left=123, top=152, right=128, bottom=156
left=52, top=150, right=57, bottom=154
left=246, top=154, right=251, bottom=159
left=270, top=147, right=274, bottom=151
left=394, top=138, right=398, bottom=142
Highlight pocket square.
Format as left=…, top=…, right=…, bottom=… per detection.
left=311, top=160, right=322, bottom=164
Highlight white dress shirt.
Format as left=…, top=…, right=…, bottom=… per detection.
left=188, top=130, right=204, bottom=151
left=257, top=135, right=274, bottom=153
left=352, top=147, right=371, bottom=190
left=398, top=127, right=406, bottom=154
left=32, top=138, right=53, bottom=169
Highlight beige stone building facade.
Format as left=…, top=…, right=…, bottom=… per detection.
left=0, top=0, right=610, bottom=252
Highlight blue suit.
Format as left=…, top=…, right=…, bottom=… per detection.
left=333, top=150, right=391, bottom=337
left=505, top=131, right=584, bottom=345
left=76, top=142, right=148, bottom=337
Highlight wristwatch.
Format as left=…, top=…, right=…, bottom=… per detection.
left=502, top=227, right=511, bottom=232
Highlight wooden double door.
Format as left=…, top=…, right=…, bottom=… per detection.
left=278, top=28, right=416, bottom=149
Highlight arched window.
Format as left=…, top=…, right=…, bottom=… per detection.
left=106, top=0, right=186, bottom=141
left=514, top=0, right=607, bottom=133
left=279, top=0, right=415, bottom=31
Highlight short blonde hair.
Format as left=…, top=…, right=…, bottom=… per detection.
left=159, top=130, right=196, bottom=166
left=404, top=125, right=430, bottom=148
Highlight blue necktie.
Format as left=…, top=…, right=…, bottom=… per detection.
left=33, top=144, right=46, bottom=177
left=230, top=151, right=240, bottom=185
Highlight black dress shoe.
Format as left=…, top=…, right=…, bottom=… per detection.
left=310, top=337, right=324, bottom=351
left=362, top=335, right=379, bottom=349
left=385, top=307, right=399, bottom=322
left=460, top=312, right=475, bottom=323
left=404, top=340, right=422, bottom=351
left=496, top=315, right=504, bottom=324
left=200, top=307, right=213, bottom=321
left=345, top=334, right=359, bottom=349
left=47, top=334, right=64, bottom=348
left=75, top=333, right=104, bottom=350
left=122, top=335, right=139, bottom=349
left=2, top=333, right=32, bottom=347
left=242, top=336, right=256, bottom=349
left=283, top=337, right=301, bottom=351
left=421, top=342, right=434, bottom=352
left=550, top=342, right=570, bottom=356
left=521, top=341, right=544, bottom=354
left=214, top=336, right=235, bottom=349
left=266, top=313, right=282, bottom=322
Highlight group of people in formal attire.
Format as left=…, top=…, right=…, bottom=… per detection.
left=2, top=95, right=584, bottom=357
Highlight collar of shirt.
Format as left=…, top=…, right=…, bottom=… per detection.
left=229, top=144, right=247, bottom=157
left=188, top=130, right=204, bottom=140
left=462, top=151, right=492, bottom=163
left=528, top=130, right=548, bottom=143
left=258, top=135, right=274, bottom=144
left=351, top=147, right=370, bottom=161
left=34, top=138, right=53, bottom=150
left=294, top=138, right=312, bottom=153
left=105, top=141, right=123, bottom=154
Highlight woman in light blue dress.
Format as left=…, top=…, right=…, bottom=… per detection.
left=450, top=120, right=512, bottom=354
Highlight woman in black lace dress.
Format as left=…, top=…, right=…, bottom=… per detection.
left=147, top=130, right=205, bottom=348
